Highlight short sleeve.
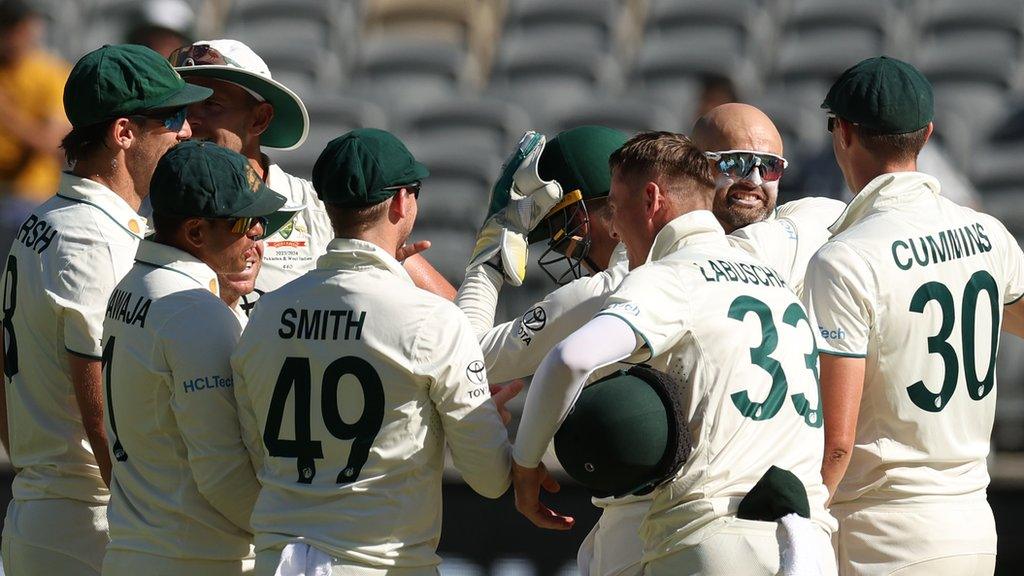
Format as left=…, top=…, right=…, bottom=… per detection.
left=597, top=262, right=689, bottom=361
left=989, top=217, right=1024, bottom=304
left=56, top=245, right=121, bottom=358
left=802, top=241, right=874, bottom=357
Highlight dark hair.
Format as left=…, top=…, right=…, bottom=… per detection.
left=851, top=123, right=929, bottom=164
left=609, top=131, right=715, bottom=193
left=60, top=120, right=116, bottom=164
left=324, top=200, right=390, bottom=238
left=151, top=212, right=189, bottom=238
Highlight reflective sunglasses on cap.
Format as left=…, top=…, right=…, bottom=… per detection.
left=704, top=150, right=788, bottom=182
left=382, top=180, right=422, bottom=199
left=169, top=44, right=240, bottom=68
left=132, top=106, right=188, bottom=132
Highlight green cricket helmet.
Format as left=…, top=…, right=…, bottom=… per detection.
left=554, top=365, right=692, bottom=499
left=530, top=125, right=628, bottom=285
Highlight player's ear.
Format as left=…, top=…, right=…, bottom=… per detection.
left=837, top=118, right=854, bottom=150
left=922, top=122, right=934, bottom=144
left=249, top=102, right=274, bottom=137
left=390, top=191, right=412, bottom=222
left=108, top=118, right=134, bottom=151
left=643, top=181, right=660, bottom=218
left=182, top=217, right=208, bottom=250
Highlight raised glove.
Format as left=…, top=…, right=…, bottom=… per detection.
left=467, top=131, right=563, bottom=286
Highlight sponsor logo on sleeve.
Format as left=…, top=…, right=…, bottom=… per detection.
left=466, top=360, right=487, bottom=385
left=818, top=325, right=845, bottom=341
left=517, top=306, right=547, bottom=345
left=605, top=302, right=640, bottom=317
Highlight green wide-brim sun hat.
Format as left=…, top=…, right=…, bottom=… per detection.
left=176, top=66, right=309, bottom=150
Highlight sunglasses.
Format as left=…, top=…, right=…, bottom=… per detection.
left=705, top=150, right=788, bottom=182
left=228, top=216, right=269, bottom=237
left=169, top=44, right=239, bottom=68
left=383, top=181, right=421, bottom=199
left=827, top=113, right=837, bottom=133
left=132, top=107, right=188, bottom=132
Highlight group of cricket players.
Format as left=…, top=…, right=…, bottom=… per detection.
left=0, top=33, right=1021, bottom=576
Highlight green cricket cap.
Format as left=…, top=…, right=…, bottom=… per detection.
left=312, top=128, right=429, bottom=207
left=150, top=141, right=293, bottom=236
left=737, top=466, right=811, bottom=521
left=64, top=44, right=212, bottom=129
left=554, top=365, right=691, bottom=498
left=822, top=55, right=934, bottom=134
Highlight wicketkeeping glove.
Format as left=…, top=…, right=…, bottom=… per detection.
left=467, top=131, right=563, bottom=286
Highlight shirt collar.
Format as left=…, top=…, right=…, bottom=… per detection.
left=829, top=171, right=941, bottom=235
left=264, top=155, right=309, bottom=211
left=58, top=172, right=147, bottom=239
left=648, top=210, right=727, bottom=261
left=316, top=238, right=414, bottom=285
left=134, top=239, right=221, bottom=296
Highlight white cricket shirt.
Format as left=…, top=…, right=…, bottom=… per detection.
left=2, top=172, right=145, bottom=504
left=239, top=161, right=332, bottom=317
left=597, top=211, right=834, bottom=562
left=803, top=172, right=1024, bottom=506
left=102, top=239, right=259, bottom=561
left=232, top=238, right=511, bottom=569
left=729, top=197, right=847, bottom=296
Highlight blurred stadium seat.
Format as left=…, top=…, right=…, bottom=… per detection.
left=395, top=97, right=531, bottom=157
left=272, top=94, right=389, bottom=175
left=544, top=98, right=682, bottom=136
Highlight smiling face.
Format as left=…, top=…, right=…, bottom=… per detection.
left=693, top=103, right=785, bottom=233
left=192, top=218, right=264, bottom=306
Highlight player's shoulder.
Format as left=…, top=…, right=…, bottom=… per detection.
left=775, top=196, right=847, bottom=223
left=267, top=163, right=325, bottom=209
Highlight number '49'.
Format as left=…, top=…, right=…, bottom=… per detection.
left=264, top=356, right=385, bottom=484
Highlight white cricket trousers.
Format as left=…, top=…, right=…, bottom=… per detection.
left=578, top=499, right=648, bottom=576
left=1, top=498, right=108, bottom=576
left=643, top=518, right=837, bottom=576
left=255, top=548, right=440, bottom=576
left=831, top=499, right=996, bottom=576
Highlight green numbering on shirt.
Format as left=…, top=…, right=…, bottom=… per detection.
left=907, top=270, right=999, bottom=412
left=727, top=295, right=823, bottom=428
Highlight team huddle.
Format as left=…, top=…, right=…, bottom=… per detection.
left=0, top=37, right=1022, bottom=576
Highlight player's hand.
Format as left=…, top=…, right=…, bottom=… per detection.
left=489, top=380, right=524, bottom=425
left=396, top=240, right=431, bottom=261
left=512, top=461, right=574, bottom=531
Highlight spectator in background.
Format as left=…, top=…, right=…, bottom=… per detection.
left=126, top=0, right=195, bottom=59
left=0, top=0, right=70, bottom=259
left=693, top=74, right=738, bottom=123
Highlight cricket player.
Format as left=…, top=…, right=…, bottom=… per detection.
left=171, top=39, right=453, bottom=312
left=232, top=129, right=513, bottom=576
left=512, top=131, right=837, bottom=575
left=457, top=115, right=843, bottom=576
left=0, top=45, right=210, bottom=575
left=807, top=57, right=1024, bottom=575
left=694, top=103, right=847, bottom=297
left=101, top=141, right=291, bottom=575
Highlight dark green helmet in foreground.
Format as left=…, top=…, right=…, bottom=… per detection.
left=555, top=365, right=692, bottom=499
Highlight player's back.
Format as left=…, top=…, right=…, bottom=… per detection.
left=806, top=172, right=1024, bottom=504
left=233, top=240, right=510, bottom=569
left=2, top=175, right=143, bottom=504
left=598, top=213, right=832, bottom=560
